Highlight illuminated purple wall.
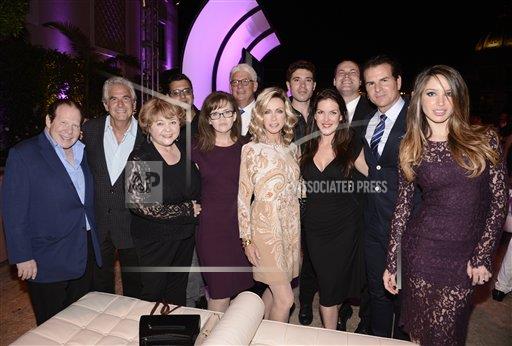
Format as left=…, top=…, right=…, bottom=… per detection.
left=25, top=0, right=90, bottom=55
left=25, top=1, right=176, bottom=79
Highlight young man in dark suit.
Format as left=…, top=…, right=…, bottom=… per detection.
left=82, top=77, right=144, bottom=298
left=2, top=99, right=102, bottom=325
left=285, top=60, right=318, bottom=325
left=361, top=55, right=409, bottom=339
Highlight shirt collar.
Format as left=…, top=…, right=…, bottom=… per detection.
left=346, top=95, right=360, bottom=117
left=377, top=97, right=405, bottom=122
left=105, top=115, right=138, bottom=138
left=44, top=128, right=85, bottom=163
left=241, top=100, right=256, bottom=112
left=346, top=95, right=360, bottom=111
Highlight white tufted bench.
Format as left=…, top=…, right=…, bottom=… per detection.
left=12, top=291, right=413, bottom=345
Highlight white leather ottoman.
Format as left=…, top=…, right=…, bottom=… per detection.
left=12, top=292, right=413, bottom=345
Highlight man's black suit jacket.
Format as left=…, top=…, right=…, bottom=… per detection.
left=82, top=116, right=145, bottom=249
left=351, top=95, right=376, bottom=155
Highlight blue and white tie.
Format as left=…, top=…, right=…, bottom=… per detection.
left=370, top=114, right=387, bottom=158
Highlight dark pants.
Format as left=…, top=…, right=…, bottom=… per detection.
left=28, top=232, right=95, bottom=325
left=93, top=234, right=141, bottom=298
left=365, top=231, right=406, bottom=339
left=358, top=284, right=371, bottom=321
left=185, top=246, right=205, bottom=307
left=299, top=227, right=318, bottom=307
left=135, top=235, right=195, bottom=305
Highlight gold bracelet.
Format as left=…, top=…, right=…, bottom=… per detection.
left=241, top=238, right=252, bottom=248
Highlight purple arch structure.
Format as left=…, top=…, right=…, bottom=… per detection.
left=182, top=0, right=280, bottom=107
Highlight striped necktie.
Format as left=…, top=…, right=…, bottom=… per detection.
left=370, top=114, right=387, bottom=158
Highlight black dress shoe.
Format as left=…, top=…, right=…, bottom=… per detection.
left=492, top=288, right=507, bottom=302
left=354, top=319, right=370, bottom=334
left=336, top=303, right=353, bottom=331
left=299, top=304, right=313, bottom=325
left=195, top=295, right=208, bottom=309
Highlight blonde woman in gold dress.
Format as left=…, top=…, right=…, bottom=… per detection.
left=238, top=87, right=300, bottom=322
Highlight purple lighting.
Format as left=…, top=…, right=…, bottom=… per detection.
left=57, top=82, right=70, bottom=99
left=215, top=10, right=270, bottom=93
left=182, top=0, right=280, bottom=107
left=249, top=33, right=280, bottom=62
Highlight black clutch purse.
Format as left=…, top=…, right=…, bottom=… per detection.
left=139, top=301, right=200, bottom=345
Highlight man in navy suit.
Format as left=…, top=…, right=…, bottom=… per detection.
left=361, top=55, right=409, bottom=339
left=1, top=99, right=102, bottom=325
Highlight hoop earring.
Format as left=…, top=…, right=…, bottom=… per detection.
left=146, top=133, right=151, bottom=143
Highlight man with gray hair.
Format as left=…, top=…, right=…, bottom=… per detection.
left=229, top=63, right=258, bottom=136
left=82, top=76, right=145, bottom=298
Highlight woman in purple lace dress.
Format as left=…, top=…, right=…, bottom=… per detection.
left=383, top=65, right=508, bottom=345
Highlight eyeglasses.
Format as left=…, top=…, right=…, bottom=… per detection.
left=169, top=88, right=193, bottom=97
left=230, top=79, right=253, bottom=87
left=210, top=110, right=235, bottom=120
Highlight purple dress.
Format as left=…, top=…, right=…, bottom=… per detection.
left=192, top=140, right=254, bottom=299
left=386, top=134, right=508, bottom=345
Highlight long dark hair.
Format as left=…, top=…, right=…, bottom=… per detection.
left=197, top=91, right=241, bottom=152
left=399, top=65, right=498, bottom=181
left=300, top=88, right=354, bottom=177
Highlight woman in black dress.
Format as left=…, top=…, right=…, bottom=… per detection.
left=125, top=98, right=201, bottom=305
left=301, top=88, right=366, bottom=329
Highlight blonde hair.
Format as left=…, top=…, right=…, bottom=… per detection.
left=248, top=87, right=297, bottom=145
left=138, top=97, right=186, bottom=134
left=400, top=65, right=499, bottom=181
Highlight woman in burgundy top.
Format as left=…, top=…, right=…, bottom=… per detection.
left=192, top=91, right=253, bottom=312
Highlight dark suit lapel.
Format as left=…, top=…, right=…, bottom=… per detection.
left=352, top=97, right=374, bottom=126
left=352, top=102, right=368, bottom=124
left=81, top=151, right=93, bottom=207
left=96, top=117, right=110, bottom=182
left=379, top=104, right=407, bottom=163
left=135, top=125, right=145, bottom=147
left=38, top=132, right=81, bottom=203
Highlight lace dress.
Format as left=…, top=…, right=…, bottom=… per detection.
left=125, top=141, right=201, bottom=303
left=386, top=134, right=508, bottom=345
left=125, top=141, right=200, bottom=240
left=238, top=141, right=301, bottom=285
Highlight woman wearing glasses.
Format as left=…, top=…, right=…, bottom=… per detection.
left=238, top=87, right=300, bottom=322
left=192, top=91, right=254, bottom=312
